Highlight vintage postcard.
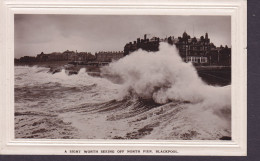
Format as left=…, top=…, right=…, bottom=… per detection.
left=0, top=0, right=247, bottom=156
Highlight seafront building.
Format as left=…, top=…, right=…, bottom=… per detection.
left=36, top=50, right=95, bottom=62
left=95, top=51, right=124, bottom=62
left=124, top=34, right=160, bottom=55
left=16, top=32, right=231, bottom=66
left=16, top=50, right=124, bottom=64
left=35, top=50, right=124, bottom=63
left=124, top=32, right=231, bottom=66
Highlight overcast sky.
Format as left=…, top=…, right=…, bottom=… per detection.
left=15, top=15, right=231, bottom=58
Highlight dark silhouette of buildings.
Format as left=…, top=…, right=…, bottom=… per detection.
left=36, top=50, right=95, bottom=62
left=18, top=56, right=37, bottom=63
left=16, top=32, right=231, bottom=67
left=16, top=50, right=123, bottom=64
left=95, top=51, right=124, bottom=62
left=124, top=34, right=160, bottom=55
left=124, top=32, right=231, bottom=66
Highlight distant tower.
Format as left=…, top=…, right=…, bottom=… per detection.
left=183, top=31, right=188, bottom=38
left=144, top=34, right=147, bottom=40
left=205, top=33, right=208, bottom=39
left=193, top=25, right=194, bottom=37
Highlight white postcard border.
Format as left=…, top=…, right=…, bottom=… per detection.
left=0, top=0, right=247, bottom=156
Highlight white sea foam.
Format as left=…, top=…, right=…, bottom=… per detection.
left=15, top=43, right=231, bottom=140
left=103, top=43, right=231, bottom=107
left=100, top=43, right=231, bottom=139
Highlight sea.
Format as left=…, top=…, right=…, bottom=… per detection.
left=15, top=43, right=231, bottom=140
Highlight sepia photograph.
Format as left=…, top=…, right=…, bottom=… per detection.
left=14, top=15, right=232, bottom=140
left=0, top=0, right=248, bottom=156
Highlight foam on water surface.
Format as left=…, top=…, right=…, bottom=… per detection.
left=15, top=43, right=231, bottom=140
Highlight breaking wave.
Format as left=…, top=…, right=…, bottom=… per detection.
left=15, top=43, right=231, bottom=140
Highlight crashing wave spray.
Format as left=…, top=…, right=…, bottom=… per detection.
left=15, top=43, right=231, bottom=139
left=102, top=43, right=230, bottom=106
left=100, top=43, right=231, bottom=139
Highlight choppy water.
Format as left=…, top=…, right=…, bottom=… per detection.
left=15, top=43, right=231, bottom=140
